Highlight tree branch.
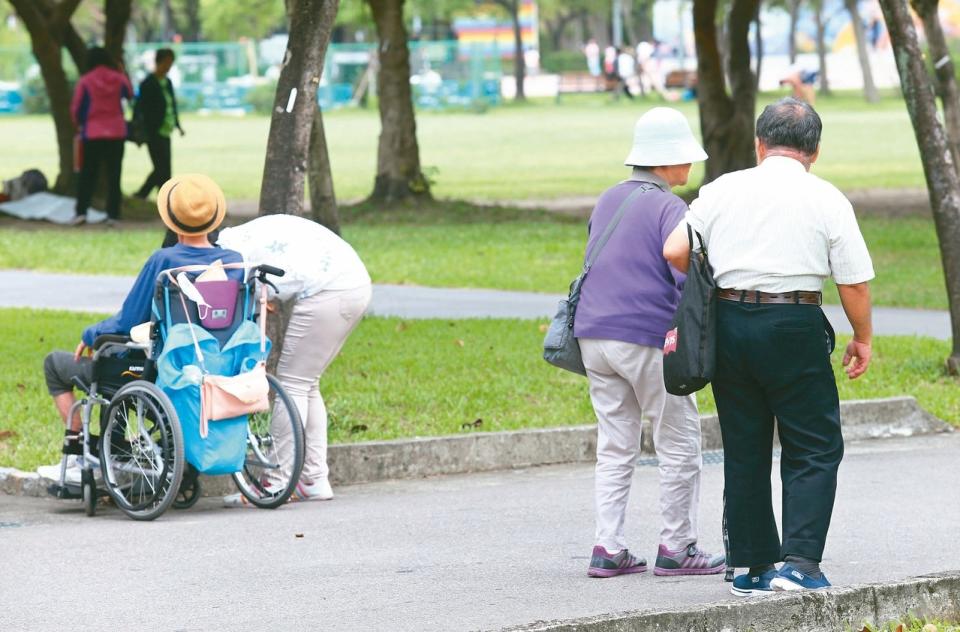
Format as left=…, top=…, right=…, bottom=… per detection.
left=50, top=0, right=85, bottom=34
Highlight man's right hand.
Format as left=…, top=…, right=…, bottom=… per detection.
left=74, top=341, right=90, bottom=362
left=842, top=339, right=871, bottom=379
left=836, top=281, right=873, bottom=379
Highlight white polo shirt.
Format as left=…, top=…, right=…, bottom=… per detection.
left=217, top=214, right=371, bottom=300
left=684, top=156, right=875, bottom=293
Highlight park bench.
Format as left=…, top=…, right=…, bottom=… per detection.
left=555, top=72, right=605, bottom=102
left=664, top=69, right=697, bottom=90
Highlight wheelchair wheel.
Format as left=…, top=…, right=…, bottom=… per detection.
left=99, top=380, right=184, bottom=521
left=173, top=465, right=202, bottom=510
left=231, top=374, right=304, bottom=509
left=82, top=471, right=96, bottom=517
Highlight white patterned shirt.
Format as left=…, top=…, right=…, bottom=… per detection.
left=683, top=156, right=874, bottom=292
left=217, top=214, right=370, bottom=299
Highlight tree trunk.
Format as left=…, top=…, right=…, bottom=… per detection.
left=912, top=0, right=960, bottom=173
left=259, top=0, right=339, bottom=216
left=507, top=1, right=526, bottom=101
left=754, top=3, right=763, bottom=91
left=307, top=105, right=341, bottom=234
left=636, top=0, right=654, bottom=41
left=104, top=0, right=132, bottom=65
left=694, top=0, right=759, bottom=184
left=788, top=0, right=801, bottom=64
left=182, top=0, right=202, bottom=41
left=879, top=0, right=960, bottom=371
left=845, top=0, right=880, bottom=102
left=367, top=0, right=431, bottom=202
left=622, top=0, right=637, bottom=47
left=10, top=0, right=85, bottom=193
left=814, top=0, right=833, bottom=95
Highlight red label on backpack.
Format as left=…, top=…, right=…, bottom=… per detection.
left=664, top=328, right=678, bottom=355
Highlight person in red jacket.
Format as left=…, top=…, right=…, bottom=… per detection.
left=70, top=47, right=133, bottom=225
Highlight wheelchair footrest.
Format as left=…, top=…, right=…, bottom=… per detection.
left=46, top=481, right=108, bottom=500
left=47, top=482, right=82, bottom=500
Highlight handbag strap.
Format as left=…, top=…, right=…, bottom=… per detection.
left=583, top=182, right=652, bottom=273
left=174, top=277, right=208, bottom=374
left=685, top=222, right=708, bottom=254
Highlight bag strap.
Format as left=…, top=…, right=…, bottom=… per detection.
left=583, top=183, right=652, bottom=273
left=686, top=222, right=708, bottom=255
left=176, top=285, right=208, bottom=373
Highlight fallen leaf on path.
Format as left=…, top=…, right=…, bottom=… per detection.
left=0, top=430, right=16, bottom=441
left=454, top=339, right=464, bottom=347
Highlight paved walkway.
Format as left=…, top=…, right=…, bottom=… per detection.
left=1, top=433, right=958, bottom=631
left=0, top=269, right=952, bottom=339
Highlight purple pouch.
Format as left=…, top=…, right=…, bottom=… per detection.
left=194, top=279, right=239, bottom=330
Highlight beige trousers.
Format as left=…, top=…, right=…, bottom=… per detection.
left=580, top=338, right=703, bottom=552
left=270, top=285, right=371, bottom=485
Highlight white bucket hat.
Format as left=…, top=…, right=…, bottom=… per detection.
left=624, top=107, right=708, bottom=167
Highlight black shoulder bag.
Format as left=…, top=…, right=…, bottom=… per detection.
left=663, top=224, right=717, bottom=395
left=543, top=183, right=650, bottom=375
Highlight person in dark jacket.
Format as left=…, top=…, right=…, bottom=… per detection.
left=70, top=47, right=133, bottom=225
left=134, top=48, right=183, bottom=199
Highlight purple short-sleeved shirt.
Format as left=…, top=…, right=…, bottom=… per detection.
left=573, top=178, right=687, bottom=349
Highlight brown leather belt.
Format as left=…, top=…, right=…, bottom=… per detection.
left=718, top=289, right=822, bottom=305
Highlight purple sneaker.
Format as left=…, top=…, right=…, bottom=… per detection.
left=587, top=545, right=648, bottom=578
left=653, top=544, right=725, bottom=576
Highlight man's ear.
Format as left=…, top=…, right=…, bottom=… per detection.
left=755, top=138, right=765, bottom=162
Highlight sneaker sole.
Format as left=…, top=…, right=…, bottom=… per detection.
left=730, top=586, right=773, bottom=597
left=770, top=577, right=826, bottom=592
left=587, top=565, right=648, bottom=578
left=653, top=564, right=726, bottom=576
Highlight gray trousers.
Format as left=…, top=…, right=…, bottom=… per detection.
left=268, top=285, right=372, bottom=485
left=580, top=338, right=703, bottom=552
left=43, top=351, right=93, bottom=396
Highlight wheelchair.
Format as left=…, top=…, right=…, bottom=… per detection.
left=48, top=263, right=305, bottom=521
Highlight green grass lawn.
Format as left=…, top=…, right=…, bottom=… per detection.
left=0, top=209, right=947, bottom=309
left=0, top=92, right=923, bottom=203
left=2, top=307, right=957, bottom=472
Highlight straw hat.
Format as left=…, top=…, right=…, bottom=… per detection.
left=157, top=174, right=227, bottom=236
left=624, top=107, right=708, bottom=167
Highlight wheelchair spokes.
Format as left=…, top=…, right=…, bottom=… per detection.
left=100, top=381, right=184, bottom=521
left=231, top=374, right=304, bottom=509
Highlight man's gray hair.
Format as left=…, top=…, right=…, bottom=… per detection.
left=755, top=97, right=822, bottom=156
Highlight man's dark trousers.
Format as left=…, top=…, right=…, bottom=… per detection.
left=712, top=299, right=843, bottom=567
left=136, top=134, right=171, bottom=198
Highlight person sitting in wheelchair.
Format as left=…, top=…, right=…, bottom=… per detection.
left=38, top=174, right=243, bottom=483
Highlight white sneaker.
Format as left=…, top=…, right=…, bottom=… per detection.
left=36, top=455, right=79, bottom=481
left=37, top=456, right=100, bottom=485
left=294, top=478, right=334, bottom=501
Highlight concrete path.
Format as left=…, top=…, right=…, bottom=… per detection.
left=1, top=433, right=958, bottom=631
left=0, top=269, right=952, bottom=339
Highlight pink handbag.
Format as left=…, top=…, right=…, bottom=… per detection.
left=199, top=361, right=269, bottom=438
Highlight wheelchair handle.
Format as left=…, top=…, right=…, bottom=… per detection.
left=257, top=264, right=285, bottom=279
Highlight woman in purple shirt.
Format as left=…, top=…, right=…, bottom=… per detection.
left=575, top=108, right=725, bottom=578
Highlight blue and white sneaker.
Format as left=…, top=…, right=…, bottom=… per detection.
left=769, top=564, right=832, bottom=591
left=730, top=569, right=778, bottom=597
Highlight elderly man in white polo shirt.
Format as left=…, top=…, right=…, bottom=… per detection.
left=663, top=98, right=874, bottom=594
